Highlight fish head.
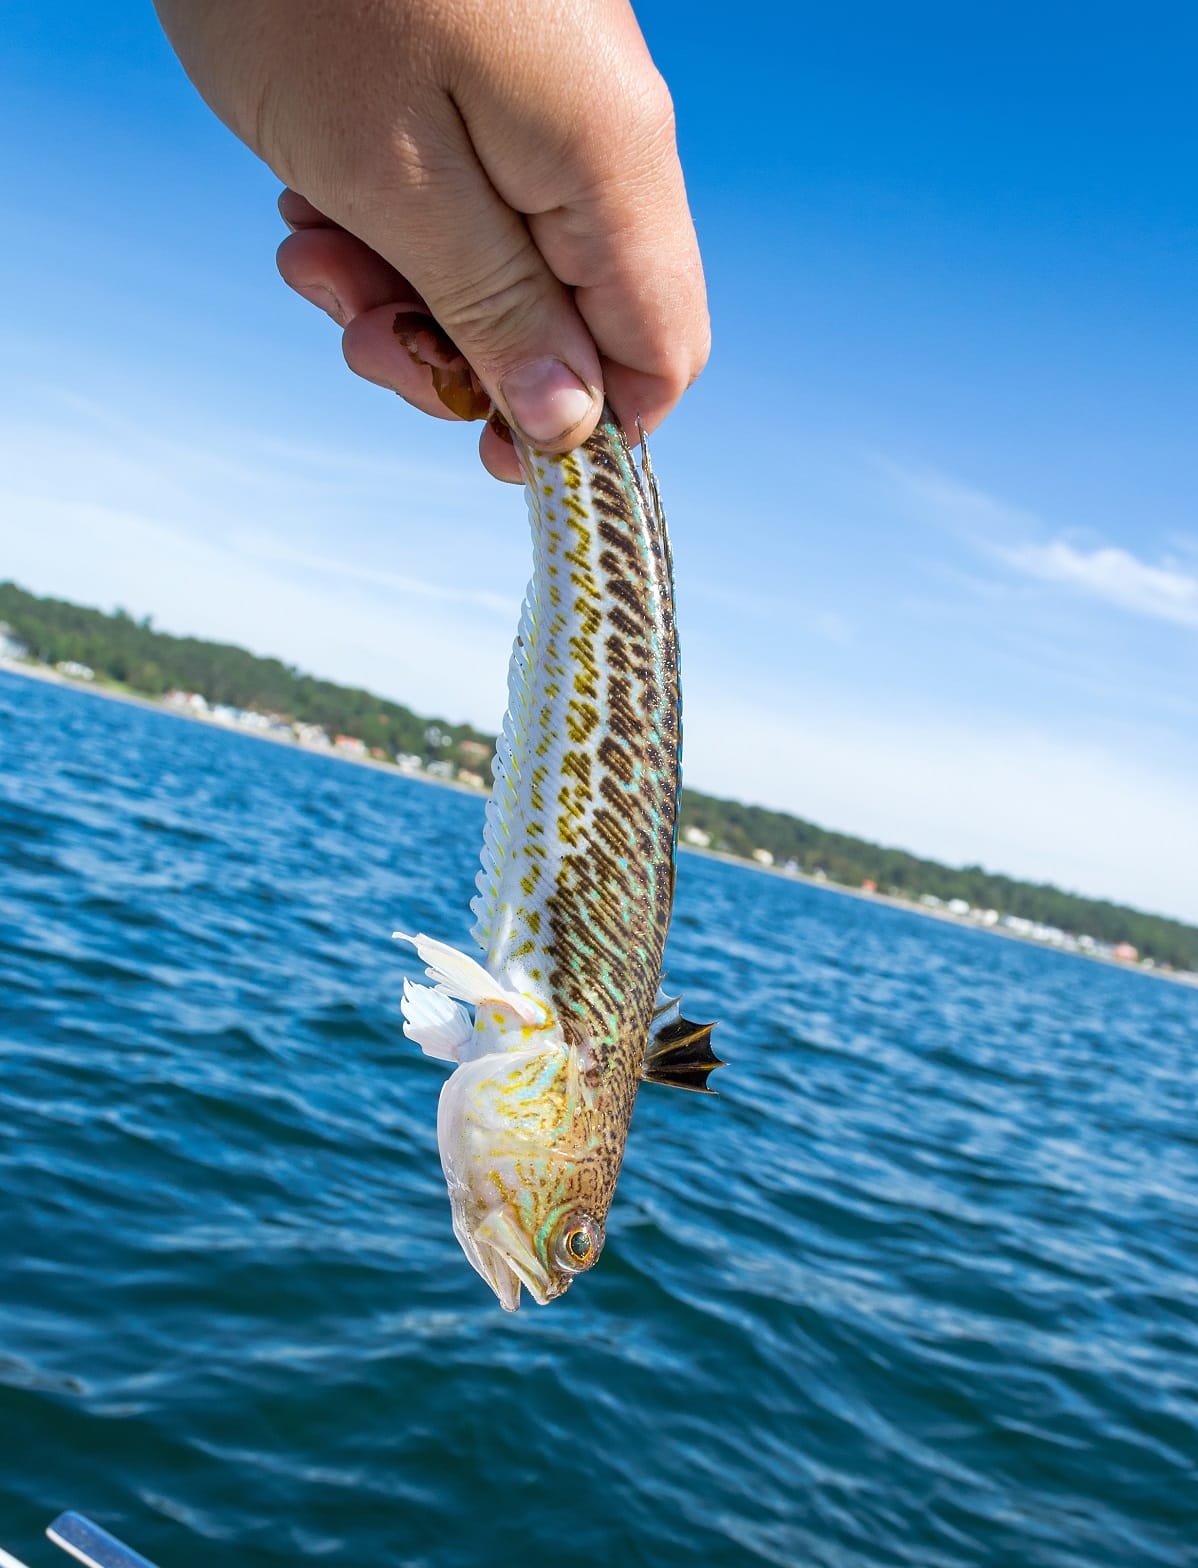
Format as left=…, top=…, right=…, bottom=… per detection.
left=436, top=1039, right=607, bottom=1310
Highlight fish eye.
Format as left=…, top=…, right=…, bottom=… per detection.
left=566, top=1228, right=592, bottom=1262
left=553, top=1214, right=603, bottom=1274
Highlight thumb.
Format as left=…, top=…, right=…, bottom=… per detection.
left=345, top=109, right=604, bottom=450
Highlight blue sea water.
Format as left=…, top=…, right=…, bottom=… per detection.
left=1, top=667, right=1196, bottom=1568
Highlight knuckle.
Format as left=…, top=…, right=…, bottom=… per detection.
left=617, top=66, right=678, bottom=170
left=635, top=68, right=678, bottom=138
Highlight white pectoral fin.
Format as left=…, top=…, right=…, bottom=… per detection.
left=392, top=931, right=544, bottom=1026
left=402, top=979, right=473, bottom=1062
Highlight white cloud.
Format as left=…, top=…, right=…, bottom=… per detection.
left=1000, top=540, right=1198, bottom=628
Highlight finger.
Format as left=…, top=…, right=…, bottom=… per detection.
left=279, top=226, right=472, bottom=426
left=277, top=223, right=423, bottom=325
left=479, top=416, right=524, bottom=484
left=278, top=187, right=334, bottom=231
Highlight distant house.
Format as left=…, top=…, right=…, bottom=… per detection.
left=166, top=689, right=210, bottom=713
left=425, top=760, right=455, bottom=781
left=681, top=825, right=711, bottom=849
left=947, top=897, right=970, bottom=916
left=457, top=769, right=486, bottom=790
left=1113, top=941, right=1139, bottom=963
left=458, top=739, right=491, bottom=762
left=334, top=735, right=367, bottom=758
left=751, top=848, right=775, bottom=868
left=0, top=623, right=29, bottom=661
left=55, top=660, right=95, bottom=681
left=394, top=752, right=423, bottom=772
left=861, top=878, right=878, bottom=894
left=294, top=723, right=331, bottom=748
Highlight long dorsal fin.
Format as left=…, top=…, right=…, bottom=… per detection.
left=641, top=1015, right=725, bottom=1094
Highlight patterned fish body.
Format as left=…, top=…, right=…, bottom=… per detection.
left=397, top=409, right=719, bottom=1309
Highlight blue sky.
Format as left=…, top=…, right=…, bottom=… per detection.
left=2, top=3, right=1196, bottom=922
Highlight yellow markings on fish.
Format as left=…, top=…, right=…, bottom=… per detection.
left=530, top=765, right=546, bottom=812
left=565, top=702, right=599, bottom=746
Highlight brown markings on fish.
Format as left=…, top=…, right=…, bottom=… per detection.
left=541, top=419, right=680, bottom=1221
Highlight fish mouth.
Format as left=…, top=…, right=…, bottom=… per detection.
left=468, top=1206, right=563, bottom=1312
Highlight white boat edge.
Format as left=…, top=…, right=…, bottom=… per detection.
left=0, top=1515, right=159, bottom=1568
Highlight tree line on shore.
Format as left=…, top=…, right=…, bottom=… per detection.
left=4, top=578, right=1194, bottom=972
left=0, top=580, right=492, bottom=768
left=677, top=792, right=1197, bottom=972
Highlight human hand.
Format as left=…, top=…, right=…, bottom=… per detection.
left=154, top=0, right=709, bottom=481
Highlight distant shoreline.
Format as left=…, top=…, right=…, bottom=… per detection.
left=684, top=843, right=1197, bottom=988
left=3, top=658, right=1195, bottom=992
left=0, top=656, right=485, bottom=797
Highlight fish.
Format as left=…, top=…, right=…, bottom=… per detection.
left=395, top=407, right=722, bottom=1310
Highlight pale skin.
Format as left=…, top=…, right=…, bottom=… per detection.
left=153, top=0, right=710, bottom=481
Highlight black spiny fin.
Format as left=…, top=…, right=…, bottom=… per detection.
left=641, top=1016, right=725, bottom=1095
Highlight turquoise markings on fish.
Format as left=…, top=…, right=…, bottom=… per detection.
left=396, top=408, right=722, bottom=1310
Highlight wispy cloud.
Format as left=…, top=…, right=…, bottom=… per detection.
left=872, top=457, right=1041, bottom=540
left=1, top=493, right=514, bottom=727
left=683, top=690, right=1198, bottom=924
left=1000, top=540, right=1198, bottom=628
left=0, top=384, right=520, bottom=727
left=879, top=454, right=1198, bottom=631
left=232, top=533, right=519, bottom=617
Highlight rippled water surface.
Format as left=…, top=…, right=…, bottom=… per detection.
left=2, top=669, right=1196, bottom=1567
